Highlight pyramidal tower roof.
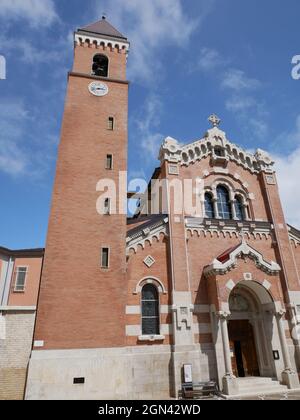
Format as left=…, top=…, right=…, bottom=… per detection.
left=78, top=16, right=127, bottom=41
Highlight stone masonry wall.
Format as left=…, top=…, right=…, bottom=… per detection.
left=0, top=311, right=35, bottom=400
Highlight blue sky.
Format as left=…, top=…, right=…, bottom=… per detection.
left=0, top=0, right=300, bottom=249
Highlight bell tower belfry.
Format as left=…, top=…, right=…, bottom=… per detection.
left=30, top=18, right=130, bottom=355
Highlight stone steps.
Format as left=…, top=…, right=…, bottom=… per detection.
left=236, top=377, right=289, bottom=396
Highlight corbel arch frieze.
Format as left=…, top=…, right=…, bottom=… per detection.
left=127, top=217, right=169, bottom=256
left=127, top=229, right=167, bottom=255
left=180, top=130, right=274, bottom=174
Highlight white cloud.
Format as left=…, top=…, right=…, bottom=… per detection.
left=274, top=115, right=300, bottom=229
left=0, top=0, right=58, bottom=27
left=97, top=0, right=212, bottom=83
left=0, top=138, right=28, bottom=176
left=135, top=95, right=164, bottom=160
left=0, top=33, right=72, bottom=65
left=194, top=47, right=227, bottom=72
left=2, top=38, right=60, bottom=64
left=248, top=118, right=268, bottom=139
left=225, top=95, right=257, bottom=112
left=220, top=68, right=267, bottom=139
left=275, top=149, right=300, bottom=229
left=0, top=99, right=29, bottom=176
left=222, top=69, right=261, bottom=91
left=192, top=46, right=267, bottom=139
left=0, top=97, right=57, bottom=178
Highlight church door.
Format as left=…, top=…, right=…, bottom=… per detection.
left=228, top=320, right=260, bottom=378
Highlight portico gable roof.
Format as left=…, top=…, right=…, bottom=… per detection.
left=204, top=240, right=281, bottom=277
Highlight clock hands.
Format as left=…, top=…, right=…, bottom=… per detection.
left=89, top=82, right=109, bottom=97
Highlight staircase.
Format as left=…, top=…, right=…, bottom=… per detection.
left=235, top=377, right=289, bottom=397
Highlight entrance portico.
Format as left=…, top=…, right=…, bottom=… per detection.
left=205, top=241, right=300, bottom=395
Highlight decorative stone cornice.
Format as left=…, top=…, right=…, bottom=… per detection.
left=159, top=126, right=275, bottom=174
left=288, top=224, right=300, bottom=247
left=186, top=218, right=274, bottom=240
left=204, top=241, right=281, bottom=277
left=159, top=136, right=183, bottom=164
left=75, top=32, right=130, bottom=54
left=126, top=217, right=169, bottom=255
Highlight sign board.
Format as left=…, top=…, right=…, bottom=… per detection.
left=183, top=364, right=193, bottom=384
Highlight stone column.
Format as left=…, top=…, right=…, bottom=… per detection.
left=287, top=303, right=300, bottom=369
left=275, top=309, right=300, bottom=389
left=243, top=204, right=251, bottom=221
left=230, top=200, right=238, bottom=221
left=218, top=312, right=233, bottom=376
left=217, top=311, right=238, bottom=395
left=212, top=198, right=219, bottom=219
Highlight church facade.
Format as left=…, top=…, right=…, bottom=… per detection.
left=25, top=18, right=300, bottom=400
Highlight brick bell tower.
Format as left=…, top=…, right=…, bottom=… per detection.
left=31, top=18, right=130, bottom=353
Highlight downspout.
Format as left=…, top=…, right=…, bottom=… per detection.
left=1, top=257, right=13, bottom=307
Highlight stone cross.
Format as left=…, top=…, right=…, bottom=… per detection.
left=208, top=114, right=221, bottom=128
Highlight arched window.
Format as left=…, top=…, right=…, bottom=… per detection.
left=141, top=284, right=160, bottom=336
left=217, top=186, right=232, bottom=220
left=214, top=147, right=225, bottom=157
left=235, top=196, right=245, bottom=221
left=204, top=193, right=215, bottom=218
left=92, top=54, right=109, bottom=77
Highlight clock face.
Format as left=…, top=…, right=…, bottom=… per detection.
left=88, top=82, right=109, bottom=97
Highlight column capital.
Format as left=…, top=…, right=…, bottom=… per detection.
left=275, top=308, right=286, bottom=318
left=216, top=311, right=231, bottom=320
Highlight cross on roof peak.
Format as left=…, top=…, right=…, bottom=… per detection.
left=208, top=114, right=221, bottom=128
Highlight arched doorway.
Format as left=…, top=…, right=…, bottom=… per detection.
left=228, top=320, right=259, bottom=377
left=228, top=281, right=277, bottom=379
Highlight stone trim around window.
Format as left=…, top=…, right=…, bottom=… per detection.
left=133, top=277, right=167, bottom=295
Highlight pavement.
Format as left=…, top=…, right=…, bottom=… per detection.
left=199, top=391, right=300, bottom=400
left=232, top=391, right=300, bottom=400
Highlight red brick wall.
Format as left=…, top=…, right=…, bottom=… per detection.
left=73, top=44, right=127, bottom=80
left=126, top=234, right=172, bottom=346
left=34, top=43, right=128, bottom=350
left=260, top=173, right=300, bottom=293
left=187, top=233, right=283, bottom=306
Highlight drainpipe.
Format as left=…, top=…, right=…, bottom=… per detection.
left=1, top=257, right=14, bottom=307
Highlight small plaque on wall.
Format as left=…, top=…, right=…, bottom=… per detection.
left=168, top=164, right=179, bottom=176
left=266, top=175, right=276, bottom=185
left=183, top=364, right=193, bottom=384
left=273, top=350, right=280, bottom=361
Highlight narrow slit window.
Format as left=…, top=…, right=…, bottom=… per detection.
left=106, top=154, right=113, bottom=170
left=204, top=193, right=215, bottom=219
left=235, top=196, right=245, bottom=221
left=104, top=198, right=111, bottom=215
left=108, top=117, right=114, bottom=130
left=73, top=378, right=85, bottom=384
left=217, top=186, right=232, bottom=220
left=101, top=248, right=110, bottom=268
